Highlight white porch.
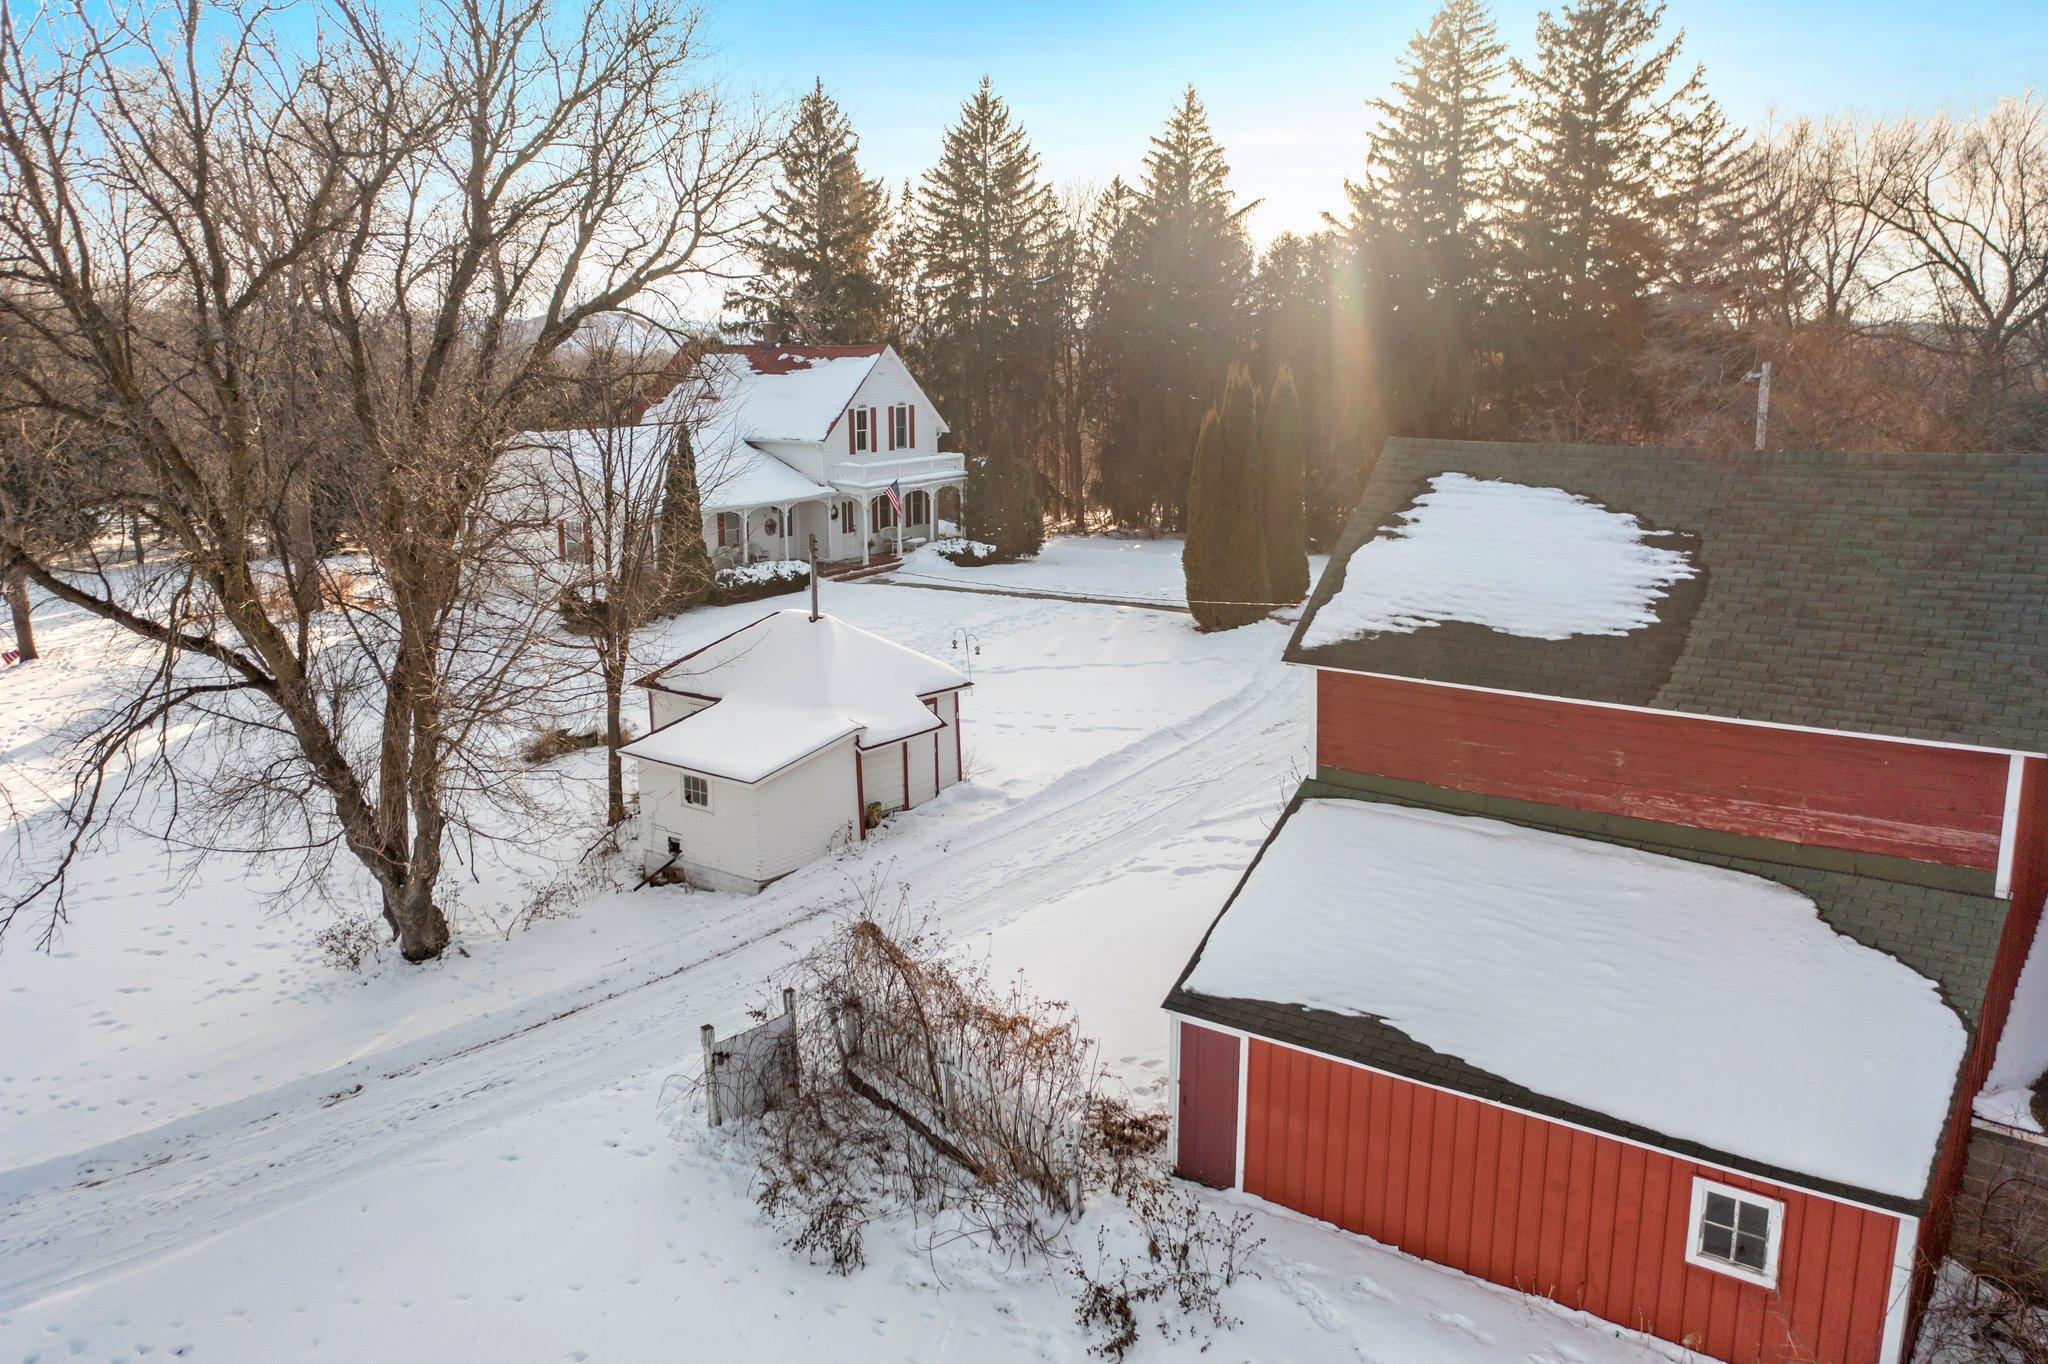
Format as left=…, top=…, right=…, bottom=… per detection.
left=710, top=452, right=967, bottom=568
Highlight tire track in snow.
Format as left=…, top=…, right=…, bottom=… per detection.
left=0, top=644, right=1304, bottom=1309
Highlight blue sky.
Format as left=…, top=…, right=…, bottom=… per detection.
left=700, top=0, right=2048, bottom=244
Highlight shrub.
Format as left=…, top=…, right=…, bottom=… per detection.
left=710, top=559, right=810, bottom=605
left=931, top=536, right=1002, bottom=567
left=315, top=913, right=385, bottom=972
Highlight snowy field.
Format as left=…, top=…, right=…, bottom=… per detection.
left=896, top=533, right=1326, bottom=613
left=0, top=560, right=1683, bottom=1362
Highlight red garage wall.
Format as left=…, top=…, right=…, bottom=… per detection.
left=1243, top=1039, right=1904, bottom=1364
left=1174, top=1022, right=1239, bottom=1189
left=1315, top=671, right=2010, bottom=871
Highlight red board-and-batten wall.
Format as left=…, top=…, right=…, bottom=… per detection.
left=1172, top=668, right=2043, bottom=1364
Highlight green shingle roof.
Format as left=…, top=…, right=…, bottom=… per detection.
left=1285, top=439, right=2048, bottom=753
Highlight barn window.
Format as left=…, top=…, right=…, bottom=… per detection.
left=1684, top=1178, right=1782, bottom=1287
left=682, top=774, right=710, bottom=808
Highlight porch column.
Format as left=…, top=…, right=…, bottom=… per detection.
left=741, top=508, right=752, bottom=565
left=780, top=505, right=791, bottom=562
left=859, top=495, right=870, bottom=566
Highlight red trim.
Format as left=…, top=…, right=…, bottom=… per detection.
left=933, top=730, right=940, bottom=792
left=901, top=742, right=910, bottom=808
left=954, top=694, right=963, bottom=777
left=855, top=746, right=866, bottom=839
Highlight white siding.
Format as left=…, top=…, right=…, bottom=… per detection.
left=827, top=351, right=944, bottom=466
left=638, top=759, right=759, bottom=883
left=755, top=739, right=861, bottom=877
left=648, top=690, right=714, bottom=732
left=938, top=691, right=962, bottom=787
left=859, top=742, right=907, bottom=814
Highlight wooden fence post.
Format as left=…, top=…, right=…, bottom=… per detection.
left=702, top=1022, right=721, bottom=1129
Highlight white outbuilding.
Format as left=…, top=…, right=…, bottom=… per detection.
left=623, top=606, right=970, bottom=893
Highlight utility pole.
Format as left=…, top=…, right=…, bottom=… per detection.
left=1744, top=360, right=1772, bottom=451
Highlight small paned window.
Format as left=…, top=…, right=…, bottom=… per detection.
left=1685, top=1178, right=1783, bottom=1287
left=852, top=407, right=873, bottom=452
left=682, top=774, right=710, bottom=808
left=890, top=404, right=912, bottom=448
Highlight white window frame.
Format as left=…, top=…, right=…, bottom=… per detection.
left=1684, top=1176, right=1784, bottom=1289
left=681, top=773, right=711, bottom=810
left=852, top=406, right=873, bottom=452
left=890, top=404, right=912, bottom=449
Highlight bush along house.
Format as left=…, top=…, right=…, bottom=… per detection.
left=1164, top=439, right=2048, bottom=1364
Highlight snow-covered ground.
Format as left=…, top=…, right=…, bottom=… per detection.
left=897, top=532, right=1325, bottom=614
left=0, top=570, right=1685, bottom=1362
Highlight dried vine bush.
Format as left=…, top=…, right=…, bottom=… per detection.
left=731, top=890, right=1259, bottom=1357
left=1922, top=1172, right=2048, bottom=1363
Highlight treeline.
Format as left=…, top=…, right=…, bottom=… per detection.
left=734, top=0, right=2048, bottom=550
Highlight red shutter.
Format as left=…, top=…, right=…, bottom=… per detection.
left=556, top=520, right=566, bottom=560
left=886, top=404, right=896, bottom=451
left=847, top=415, right=855, bottom=456
left=910, top=405, right=916, bottom=447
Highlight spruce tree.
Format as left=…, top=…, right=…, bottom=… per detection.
left=1092, top=88, right=1254, bottom=529
left=1183, top=367, right=1268, bottom=631
left=657, top=422, right=714, bottom=608
left=1258, top=368, right=1309, bottom=604
left=916, top=78, right=1057, bottom=460
left=1342, top=0, right=1509, bottom=434
left=728, top=81, right=888, bottom=343
left=963, top=425, right=1046, bottom=561
left=1506, top=0, right=1690, bottom=410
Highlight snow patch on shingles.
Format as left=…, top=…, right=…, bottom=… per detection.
left=1302, top=473, right=1697, bottom=647
left=1183, top=799, right=1967, bottom=1200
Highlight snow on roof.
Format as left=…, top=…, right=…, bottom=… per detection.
left=645, top=347, right=883, bottom=445
left=696, top=441, right=833, bottom=513
left=1300, top=473, right=1697, bottom=649
left=623, top=611, right=968, bottom=783
left=1182, top=797, right=1967, bottom=1200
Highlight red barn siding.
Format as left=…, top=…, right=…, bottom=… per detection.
left=1912, top=754, right=2048, bottom=1332
left=1315, top=671, right=2010, bottom=870
left=1174, top=1023, right=1239, bottom=1189
left=1241, top=1039, right=1904, bottom=1364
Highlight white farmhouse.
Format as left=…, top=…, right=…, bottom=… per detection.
left=554, top=342, right=967, bottom=576
left=622, top=604, right=970, bottom=893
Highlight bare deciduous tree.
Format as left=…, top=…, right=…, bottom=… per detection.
left=0, top=0, right=772, bottom=958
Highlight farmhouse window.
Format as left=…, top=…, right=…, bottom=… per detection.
left=890, top=404, right=912, bottom=449
left=682, top=774, right=710, bottom=808
left=716, top=512, right=743, bottom=548
left=1685, top=1178, right=1783, bottom=1287
left=852, top=406, right=873, bottom=452
left=561, top=518, right=593, bottom=565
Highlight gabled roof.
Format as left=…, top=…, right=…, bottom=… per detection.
left=623, top=610, right=969, bottom=782
left=641, top=344, right=888, bottom=446
left=1287, top=438, right=2048, bottom=754
left=1165, top=781, right=1987, bottom=1211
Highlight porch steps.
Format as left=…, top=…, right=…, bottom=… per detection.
left=819, top=555, right=901, bottom=583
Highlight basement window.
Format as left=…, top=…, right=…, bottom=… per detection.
left=1685, top=1178, right=1783, bottom=1288
left=682, top=774, right=710, bottom=808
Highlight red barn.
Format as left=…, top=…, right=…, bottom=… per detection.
left=1165, top=440, right=2048, bottom=1364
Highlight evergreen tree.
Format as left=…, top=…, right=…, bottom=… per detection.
left=656, top=421, right=714, bottom=608
left=1092, top=88, right=1254, bottom=529
left=877, top=178, right=928, bottom=353
left=1252, top=232, right=1366, bottom=547
left=916, top=78, right=1058, bottom=460
left=1183, top=367, right=1268, bottom=631
left=727, top=81, right=889, bottom=343
left=1506, top=0, right=1691, bottom=413
left=963, top=424, right=1045, bottom=560
left=1342, top=0, right=1509, bottom=435
left=1258, top=368, right=1309, bottom=604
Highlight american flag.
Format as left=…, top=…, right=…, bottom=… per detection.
left=885, top=479, right=904, bottom=522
